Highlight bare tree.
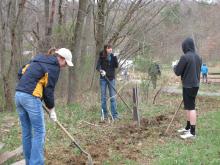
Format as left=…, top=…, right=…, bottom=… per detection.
left=47, top=0, right=56, bottom=36
left=95, top=0, right=106, bottom=58
left=40, top=0, right=56, bottom=52
left=89, top=0, right=166, bottom=87
left=81, top=3, right=93, bottom=63
left=0, top=0, right=26, bottom=111
left=58, top=0, right=63, bottom=25
left=89, top=0, right=106, bottom=88
left=44, top=0, right=49, bottom=36
left=67, top=0, right=88, bottom=103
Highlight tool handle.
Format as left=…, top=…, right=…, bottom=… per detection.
left=42, top=104, right=89, bottom=155
left=164, top=100, right=183, bottom=135
left=104, top=76, right=133, bottom=112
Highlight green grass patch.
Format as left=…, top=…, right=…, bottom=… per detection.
left=140, top=103, right=172, bottom=117
left=140, top=94, right=182, bottom=117
left=199, top=83, right=220, bottom=92
left=0, top=111, right=20, bottom=152
left=0, top=111, right=21, bottom=165
left=176, top=83, right=220, bottom=93
left=152, top=110, right=220, bottom=165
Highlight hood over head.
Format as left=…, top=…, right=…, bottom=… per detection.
left=182, top=37, right=195, bottom=54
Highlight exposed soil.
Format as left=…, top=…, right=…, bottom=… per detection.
left=45, top=95, right=220, bottom=165
left=46, top=147, right=87, bottom=165
left=2, top=89, right=219, bottom=164
left=45, top=114, right=172, bottom=165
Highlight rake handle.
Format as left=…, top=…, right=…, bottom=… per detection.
left=164, top=100, right=183, bottom=135
left=42, top=104, right=90, bottom=156
left=104, top=76, right=133, bottom=113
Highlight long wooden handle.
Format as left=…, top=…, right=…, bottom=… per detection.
left=164, top=100, right=183, bottom=135
left=105, top=76, right=133, bottom=112
left=42, top=104, right=90, bottom=156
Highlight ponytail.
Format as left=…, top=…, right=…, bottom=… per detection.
left=47, top=47, right=57, bottom=55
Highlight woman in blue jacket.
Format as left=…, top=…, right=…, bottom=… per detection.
left=15, top=48, right=73, bottom=165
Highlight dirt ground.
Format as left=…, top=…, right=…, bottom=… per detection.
left=45, top=113, right=179, bottom=165
left=1, top=76, right=219, bottom=165
left=44, top=95, right=220, bottom=165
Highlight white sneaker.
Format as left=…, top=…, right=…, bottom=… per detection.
left=180, top=132, right=196, bottom=139
left=177, top=128, right=190, bottom=133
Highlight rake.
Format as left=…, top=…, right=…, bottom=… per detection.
left=43, top=104, right=93, bottom=165
left=164, top=100, right=183, bottom=136
left=104, top=76, right=133, bottom=113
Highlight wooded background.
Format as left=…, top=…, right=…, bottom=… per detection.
left=0, top=0, right=219, bottom=111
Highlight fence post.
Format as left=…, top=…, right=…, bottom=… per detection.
left=133, top=84, right=140, bottom=127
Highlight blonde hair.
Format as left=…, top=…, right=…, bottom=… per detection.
left=47, top=47, right=57, bottom=55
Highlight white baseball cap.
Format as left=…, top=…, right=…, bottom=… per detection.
left=55, top=48, right=73, bottom=66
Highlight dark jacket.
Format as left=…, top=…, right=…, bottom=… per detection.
left=16, top=54, right=60, bottom=109
left=174, top=38, right=202, bottom=88
left=96, top=51, right=118, bottom=80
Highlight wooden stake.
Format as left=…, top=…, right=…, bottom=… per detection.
left=133, top=84, right=140, bottom=127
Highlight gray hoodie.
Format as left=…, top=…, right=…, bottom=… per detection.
left=174, top=37, right=202, bottom=88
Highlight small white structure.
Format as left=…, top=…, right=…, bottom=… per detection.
left=119, top=59, right=133, bottom=69
left=23, top=50, right=33, bottom=56
left=119, top=59, right=134, bottom=81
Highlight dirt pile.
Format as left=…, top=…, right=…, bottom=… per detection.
left=46, top=114, right=170, bottom=164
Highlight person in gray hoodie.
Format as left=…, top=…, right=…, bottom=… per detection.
left=173, top=37, right=202, bottom=139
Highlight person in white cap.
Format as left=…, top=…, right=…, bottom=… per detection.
left=55, top=48, right=74, bottom=67
left=15, top=47, right=73, bottom=165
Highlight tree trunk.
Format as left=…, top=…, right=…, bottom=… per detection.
left=15, top=0, right=25, bottom=72
left=40, top=0, right=55, bottom=53
left=81, top=3, right=93, bottom=64
left=90, top=0, right=106, bottom=89
left=4, top=0, right=17, bottom=111
left=39, top=0, right=51, bottom=52
left=95, top=0, right=106, bottom=61
left=44, top=0, right=49, bottom=36
left=58, top=0, right=63, bottom=25
left=3, top=76, right=13, bottom=111
left=0, top=1, right=7, bottom=111
left=67, top=0, right=88, bottom=104
left=0, top=0, right=5, bottom=75
left=47, top=0, right=56, bottom=36
left=0, top=0, right=26, bottom=111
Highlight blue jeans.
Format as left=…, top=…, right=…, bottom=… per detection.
left=100, top=78, right=118, bottom=119
left=15, top=91, right=45, bottom=165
